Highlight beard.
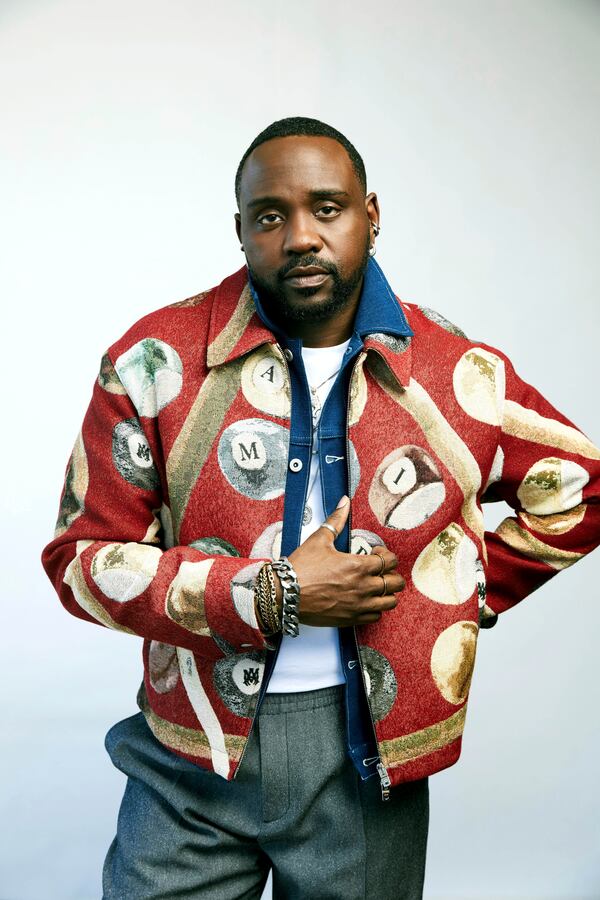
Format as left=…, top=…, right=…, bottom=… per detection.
left=246, top=230, right=371, bottom=327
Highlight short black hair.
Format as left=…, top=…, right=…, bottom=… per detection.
left=235, top=116, right=367, bottom=208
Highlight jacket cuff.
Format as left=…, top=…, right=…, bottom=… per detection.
left=203, top=556, right=275, bottom=651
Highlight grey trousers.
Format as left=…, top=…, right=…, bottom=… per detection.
left=102, top=684, right=429, bottom=899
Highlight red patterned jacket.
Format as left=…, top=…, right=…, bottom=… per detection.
left=40, top=264, right=600, bottom=789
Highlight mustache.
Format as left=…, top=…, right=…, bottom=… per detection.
left=278, top=255, right=337, bottom=280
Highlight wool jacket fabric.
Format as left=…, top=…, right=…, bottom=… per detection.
left=41, top=262, right=600, bottom=792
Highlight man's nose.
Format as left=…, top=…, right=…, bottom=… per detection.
left=282, top=211, right=324, bottom=255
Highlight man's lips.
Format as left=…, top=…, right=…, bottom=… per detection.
left=283, top=266, right=330, bottom=288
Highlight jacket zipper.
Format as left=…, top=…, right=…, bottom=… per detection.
left=233, top=344, right=392, bottom=799
left=232, top=340, right=307, bottom=781
left=346, top=350, right=391, bottom=802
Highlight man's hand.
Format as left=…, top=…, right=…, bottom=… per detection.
left=287, top=495, right=405, bottom=627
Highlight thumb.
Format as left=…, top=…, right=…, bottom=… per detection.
left=319, top=494, right=350, bottom=541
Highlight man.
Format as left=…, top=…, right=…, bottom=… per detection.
left=41, top=116, right=600, bottom=899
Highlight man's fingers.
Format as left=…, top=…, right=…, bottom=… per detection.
left=368, top=545, right=399, bottom=574
left=355, top=611, right=382, bottom=624
left=317, top=495, right=350, bottom=542
left=367, top=572, right=405, bottom=597
left=355, top=592, right=397, bottom=622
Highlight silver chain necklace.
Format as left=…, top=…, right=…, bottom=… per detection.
left=303, top=362, right=344, bottom=525
left=302, top=462, right=320, bottom=526
left=308, top=365, right=342, bottom=429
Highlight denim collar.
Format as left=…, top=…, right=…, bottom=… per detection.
left=205, top=259, right=414, bottom=388
left=246, top=255, right=413, bottom=343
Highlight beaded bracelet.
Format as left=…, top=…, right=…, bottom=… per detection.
left=270, top=556, right=301, bottom=637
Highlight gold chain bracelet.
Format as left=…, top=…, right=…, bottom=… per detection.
left=255, top=562, right=282, bottom=636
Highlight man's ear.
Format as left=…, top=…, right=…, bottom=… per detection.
left=234, top=212, right=242, bottom=244
left=365, top=192, right=380, bottom=229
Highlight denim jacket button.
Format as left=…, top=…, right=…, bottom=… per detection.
left=289, top=457, right=303, bottom=472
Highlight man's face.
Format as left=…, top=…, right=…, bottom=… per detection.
left=235, top=135, right=378, bottom=327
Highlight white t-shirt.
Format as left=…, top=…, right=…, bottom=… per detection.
left=266, top=337, right=351, bottom=692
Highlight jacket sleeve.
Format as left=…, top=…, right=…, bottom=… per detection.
left=480, top=351, right=600, bottom=628
left=40, top=350, right=273, bottom=655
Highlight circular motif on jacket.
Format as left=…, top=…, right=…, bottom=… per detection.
left=453, top=348, right=505, bottom=425
left=474, top=558, right=486, bottom=610
left=97, top=352, right=127, bottom=395
left=189, top=536, right=240, bottom=556
left=218, top=418, right=288, bottom=500
left=114, top=338, right=183, bottom=417
left=348, top=359, right=368, bottom=426
left=112, top=418, right=160, bottom=491
left=430, top=621, right=478, bottom=705
left=482, top=445, right=504, bottom=496
left=241, top=345, right=291, bottom=418
left=213, top=652, right=265, bottom=717
left=357, top=646, right=397, bottom=722
left=475, top=559, right=496, bottom=629
left=520, top=505, right=586, bottom=536
left=412, top=523, right=478, bottom=604
left=148, top=641, right=180, bottom=694
left=348, top=439, right=361, bottom=498
left=368, top=445, right=445, bottom=530
left=516, top=457, right=589, bottom=515
left=231, top=561, right=265, bottom=628
left=250, top=521, right=283, bottom=559
left=54, top=430, right=89, bottom=537
left=350, top=529, right=387, bottom=556
left=165, top=559, right=211, bottom=634
left=91, top=542, right=162, bottom=601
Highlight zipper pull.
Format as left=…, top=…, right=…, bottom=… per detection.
left=376, top=762, right=391, bottom=801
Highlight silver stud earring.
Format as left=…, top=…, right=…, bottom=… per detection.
left=369, top=221, right=379, bottom=255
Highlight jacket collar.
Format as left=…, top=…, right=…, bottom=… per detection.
left=351, top=256, right=413, bottom=390
left=206, top=256, right=413, bottom=388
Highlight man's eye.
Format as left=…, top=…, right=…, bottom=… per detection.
left=318, top=205, right=340, bottom=216
left=257, top=213, right=282, bottom=225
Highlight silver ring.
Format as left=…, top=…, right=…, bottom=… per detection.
left=379, top=574, right=388, bottom=596
left=319, top=522, right=339, bottom=538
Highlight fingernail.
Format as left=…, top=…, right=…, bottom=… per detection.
left=336, top=495, right=349, bottom=508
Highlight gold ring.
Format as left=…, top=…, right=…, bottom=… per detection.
left=372, top=551, right=385, bottom=575
left=379, top=574, right=388, bottom=596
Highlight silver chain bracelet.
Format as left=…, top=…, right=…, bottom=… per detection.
left=271, top=556, right=301, bottom=637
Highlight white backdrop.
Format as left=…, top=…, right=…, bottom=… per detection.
left=2, top=1, right=599, bottom=898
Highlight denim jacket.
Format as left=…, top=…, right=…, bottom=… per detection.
left=247, top=257, right=414, bottom=789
